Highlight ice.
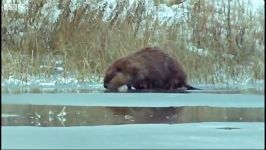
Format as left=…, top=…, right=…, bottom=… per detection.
left=2, top=93, right=264, bottom=108
left=2, top=114, right=20, bottom=117
left=2, top=122, right=264, bottom=149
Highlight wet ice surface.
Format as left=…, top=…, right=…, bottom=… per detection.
left=1, top=85, right=265, bottom=149
left=2, top=92, right=264, bottom=108
left=2, top=123, right=264, bottom=149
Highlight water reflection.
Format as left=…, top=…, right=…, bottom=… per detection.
left=2, top=104, right=264, bottom=127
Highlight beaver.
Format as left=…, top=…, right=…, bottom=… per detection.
left=103, top=47, right=198, bottom=91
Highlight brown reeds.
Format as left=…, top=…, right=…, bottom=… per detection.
left=1, top=0, right=264, bottom=84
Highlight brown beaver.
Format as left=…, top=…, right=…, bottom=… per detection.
left=103, top=47, right=198, bottom=91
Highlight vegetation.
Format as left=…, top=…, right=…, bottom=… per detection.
left=1, top=0, right=264, bottom=85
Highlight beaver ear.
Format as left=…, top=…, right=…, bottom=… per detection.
left=116, top=67, right=122, bottom=72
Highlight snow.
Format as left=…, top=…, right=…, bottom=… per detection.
left=250, top=0, right=265, bottom=11
left=2, top=122, right=264, bottom=149
left=1, top=75, right=103, bottom=89
left=187, top=43, right=209, bottom=56
left=3, top=0, right=263, bottom=22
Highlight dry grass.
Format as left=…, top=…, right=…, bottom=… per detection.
left=1, top=0, right=264, bottom=84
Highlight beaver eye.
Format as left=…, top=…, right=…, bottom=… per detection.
left=116, top=67, right=122, bottom=72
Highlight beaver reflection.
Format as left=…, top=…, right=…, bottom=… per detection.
left=2, top=104, right=264, bottom=127
left=1, top=107, right=182, bottom=127
left=109, top=107, right=182, bottom=124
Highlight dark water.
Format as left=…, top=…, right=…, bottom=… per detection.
left=2, top=104, right=264, bottom=127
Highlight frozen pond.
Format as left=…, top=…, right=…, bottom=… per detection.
left=2, top=123, right=264, bottom=149
left=1, top=87, right=265, bottom=149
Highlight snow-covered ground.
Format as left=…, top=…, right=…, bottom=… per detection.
left=3, top=0, right=264, bottom=20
